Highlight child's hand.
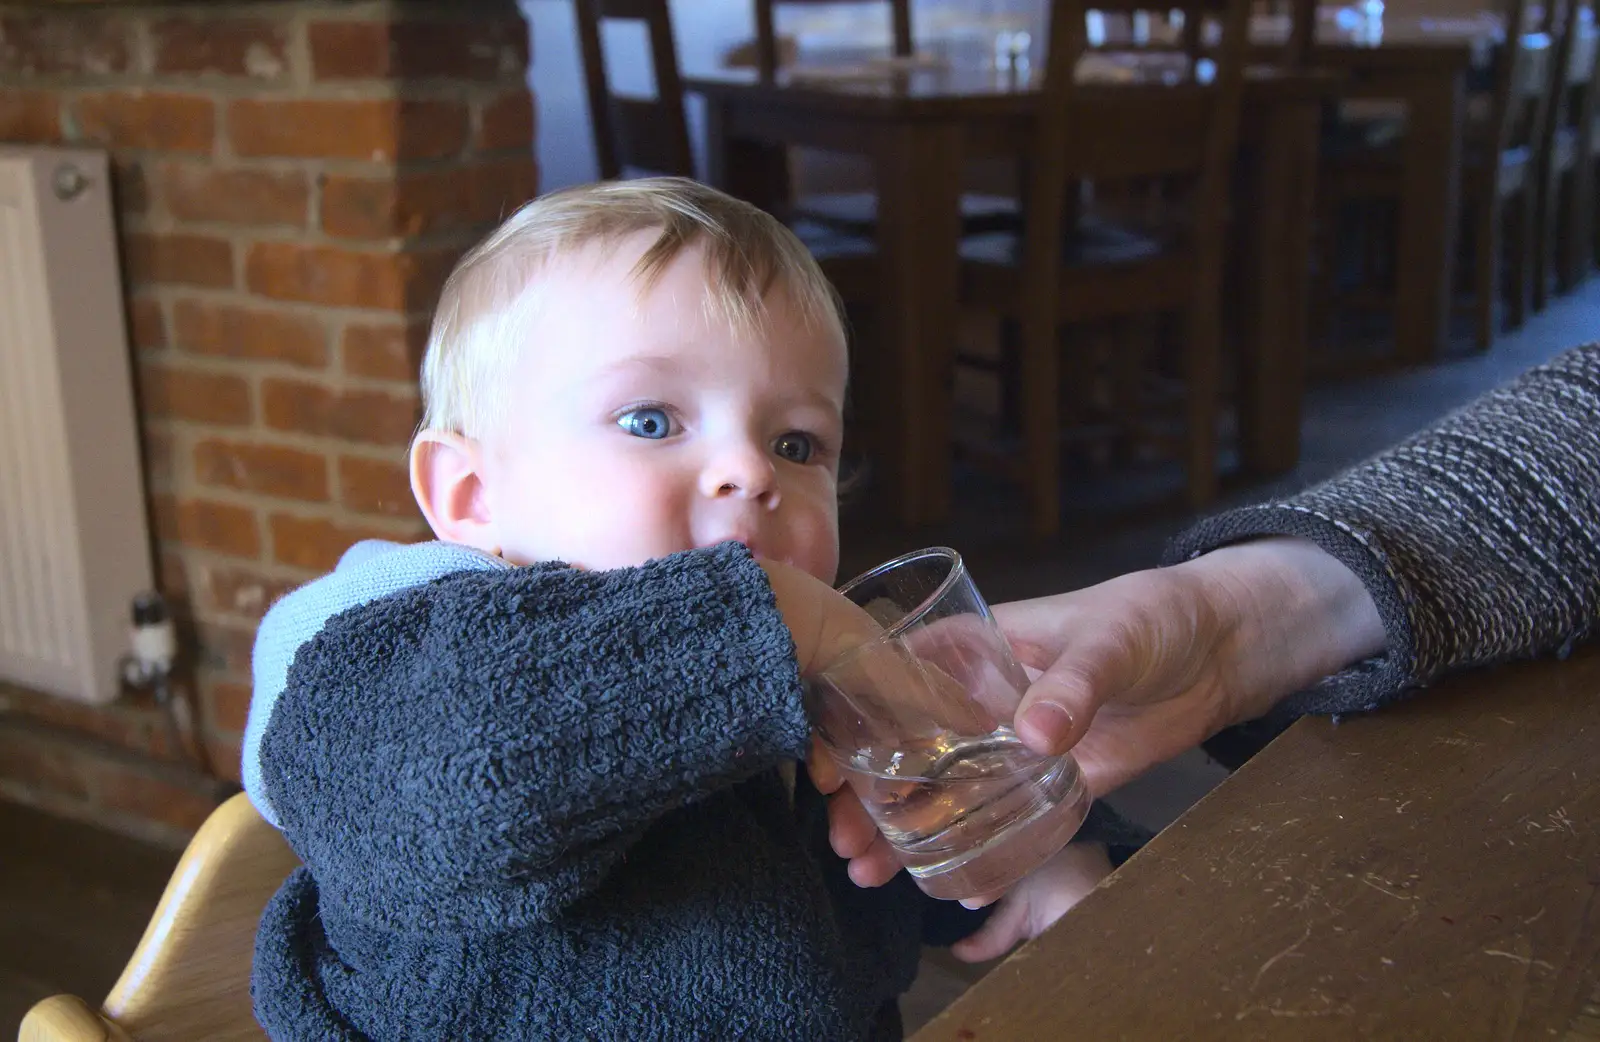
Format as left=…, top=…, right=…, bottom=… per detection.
left=761, top=560, right=994, bottom=737
left=947, top=842, right=1114, bottom=963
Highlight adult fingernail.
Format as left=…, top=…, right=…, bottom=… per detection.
left=1022, top=702, right=1074, bottom=751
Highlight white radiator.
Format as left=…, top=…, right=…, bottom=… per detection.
left=0, top=145, right=153, bottom=705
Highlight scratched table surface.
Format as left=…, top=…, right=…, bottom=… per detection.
left=912, top=646, right=1600, bottom=1041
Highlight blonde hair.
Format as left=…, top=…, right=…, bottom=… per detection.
left=418, top=177, right=847, bottom=439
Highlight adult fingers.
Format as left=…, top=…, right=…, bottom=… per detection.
left=1009, top=622, right=1150, bottom=757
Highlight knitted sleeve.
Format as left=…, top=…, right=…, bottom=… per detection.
left=1165, top=343, right=1600, bottom=717
left=258, top=543, right=811, bottom=933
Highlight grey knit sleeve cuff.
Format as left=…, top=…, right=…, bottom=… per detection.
left=1162, top=504, right=1419, bottom=718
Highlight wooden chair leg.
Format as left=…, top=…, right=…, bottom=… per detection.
left=1532, top=173, right=1553, bottom=313
left=1021, top=311, right=1062, bottom=538
left=1474, top=195, right=1498, bottom=352
left=1562, top=164, right=1593, bottom=291
left=997, top=317, right=1022, bottom=438
left=1184, top=296, right=1221, bottom=509
left=1504, top=191, right=1530, bottom=334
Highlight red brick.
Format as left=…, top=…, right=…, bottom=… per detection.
left=158, top=162, right=308, bottom=227
left=74, top=92, right=216, bottom=155
left=322, top=159, right=533, bottom=239
left=477, top=89, right=535, bottom=151
left=0, top=90, right=63, bottom=143
left=2, top=684, right=146, bottom=746
left=150, top=495, right=261, bottom=558
left=193, top=622, right=257, bottom=676
left=170, top=299, right=327, bottom=369
left=140, top=423, right=176, bottom=489
left=339, top=455, right=418, bottom=518
left=308, top=17, right=528, bottom=82
left=195, top=564, right=296, bottom=622
left=261, top=378, right=420, bottom=445
left=203, top=680, right=253, bottom=733
left=341, top=319, right=428, bottom=381
left=0, top=732, right=92, bottom=800
left=270, top=513, right=411, bottom=572
left=151, top=17, right=290, bottom=78
left=194, top=438, right=330, bottom=501
left=245, top=241, right=456, bottom=311
left=95, top=762, right=218, bottom=832
left=228, top=97, right=468, bottom=162
left=207, top=737, right=245, bottom=785
left=321, top=169, right=461, bottom=239
left=469, top=156, right=539, bottom=223
left=126, top=296, right=165, bottom=351
left=205, top=735, right=245, bottom=785
left=0, top=14, right=133, bottom=77
left=157, top=548, right=190, bottom=601
left=122, top=232, right=234, bottom=289
left=137, top=363, right=252, bottom=425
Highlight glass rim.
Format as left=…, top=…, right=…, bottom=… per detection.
left=833, top=545, right=966, bottom=644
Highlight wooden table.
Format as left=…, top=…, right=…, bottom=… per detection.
left=686, top=65, right=1330, bottom=528
left=913, top=646, right=1600, bottom=1040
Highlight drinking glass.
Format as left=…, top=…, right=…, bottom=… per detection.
left=809, top=547, right=1091, bottom=901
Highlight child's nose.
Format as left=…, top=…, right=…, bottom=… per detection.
left=700, top=445, right=779, bottom=506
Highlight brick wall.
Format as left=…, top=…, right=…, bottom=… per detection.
left=0, top=0, right=536, bottom=844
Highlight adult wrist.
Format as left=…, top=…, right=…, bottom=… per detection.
left=1176, top=536, right=1386, bottom=726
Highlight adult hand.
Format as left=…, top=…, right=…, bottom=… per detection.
left=813, top=537, right=1385, bottom=888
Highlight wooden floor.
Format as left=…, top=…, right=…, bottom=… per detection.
left=5, top=284, right=1597, bottom=1038
left=1, top=799, right=178, bottom=1035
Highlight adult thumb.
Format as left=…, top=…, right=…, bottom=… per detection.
left=1011, top=630, right=1140, bottom=757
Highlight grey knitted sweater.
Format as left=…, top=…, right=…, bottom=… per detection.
left=1167, top=342, right=1600, bottom=733
left=251, top=543, right=1033, bottom=1041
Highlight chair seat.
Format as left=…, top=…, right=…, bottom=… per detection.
left=788, top=219, right=878, bottom=301
left=960, top=220, right=1190, bottom=319
left=793, top=191, right=1022, bottom=237
left=959, top=219, right=1167, bottom=269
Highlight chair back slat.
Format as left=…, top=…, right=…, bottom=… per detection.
left=753, top=0, right=913, bottom=79
left=1061, top=86, right=1216, bottom=177
left=574, top=0, right=694, bottom=178
left=611, top=97, right=695, bottom=176
left=1029, top=0, right=1250, bottom=263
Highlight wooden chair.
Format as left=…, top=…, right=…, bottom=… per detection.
left=958, top=0, right=1250, bottom=536
left=752, top=0, right=912, bottom=82
left=574, top=0, right=696, bottom=180
left=18, top=793, right=299, bottom=1042
left=1534, top=3, right=1600, bottom=305
left=1322, top=0, right=1555, bottom=352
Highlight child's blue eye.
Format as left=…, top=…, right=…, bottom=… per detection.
left=774, top=432, right=813, bottom=463
left=618, top=407, right=672, bottom=439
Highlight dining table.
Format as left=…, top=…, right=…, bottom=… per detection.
left=686, top=60, right=1333, bottom=529
left=910, top=643, right=1600, bottom=1040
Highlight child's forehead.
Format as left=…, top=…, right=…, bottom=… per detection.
left=529, top=236, right=841, bottom=355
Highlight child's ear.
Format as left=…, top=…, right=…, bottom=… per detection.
left=410, top=431, right=499, bottom=554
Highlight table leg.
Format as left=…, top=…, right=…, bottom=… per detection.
left=872, top=122, right=964, bottom=528
left=1238, top=98, right=1320, bottom=475
left=1394, top=70, right=1466, bottom=365
left=701, top=98, right=791, bottom=213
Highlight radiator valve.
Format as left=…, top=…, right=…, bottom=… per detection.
left=122, top=591, right=177, bottom=687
